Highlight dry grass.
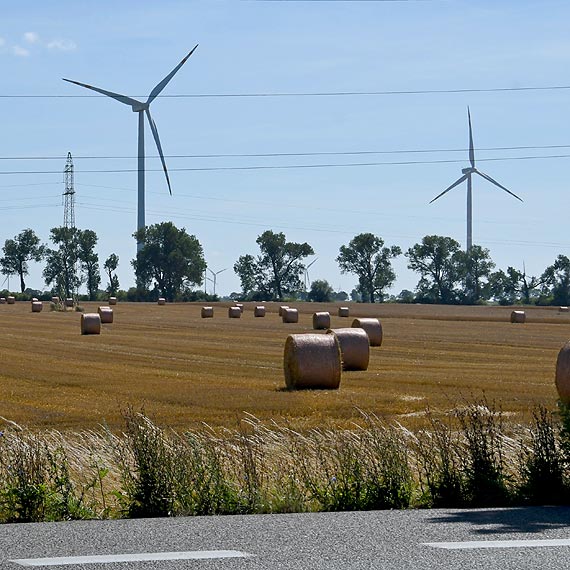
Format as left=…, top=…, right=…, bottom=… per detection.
left=0, top=301, right=565, bottom=432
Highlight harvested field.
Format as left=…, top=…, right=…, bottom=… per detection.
left=0, top=301, right=567, bottom=431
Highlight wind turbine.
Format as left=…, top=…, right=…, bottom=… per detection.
left=304, top=258, right=318, bottom=290
left=429, top=107, right=523, bottom=251
left=207, top=267, right=227, bottom=297
left=63, top=45, right=198, bottom=252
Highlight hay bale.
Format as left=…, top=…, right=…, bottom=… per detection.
left=282, top=307, right=299, bottom=323
left=81, top=313, right=101, bottom=335
left=158, top=298, right=166, bottom=306
left=313, top=311, right=331, bottom=330
left=31, top=297, right=38, bottom=303
left=235, top=303, right=244, bottom=314
left=109, top=297, right=117, bottom=306
left=228, top=306, right=241, bottom=318
left=31, top=301, right=43, bottom=313
left=7, top=296, right=15, bottom=305
left=283, top=333, right=341, bottom=390
left=351, top=318, right=383, bottom=347
left=51, top=296, right=59, bottom=303
left=278, top=305, right=289, bottom=317
left=556, top=341, right=570, bottom=404
left=64, top=298, right=74, bottom=308
left=510, top=310, right=526, bottom=323
left=327, top=328, right=369, bottom=371
left=0, top=298, right=6, bottom=304
left=338, top=307, right=350, bottom=317
left=254, top=306, right=266, bottom=317
left=201, top=306, right=214, bottom=318
left=560, top=306, right=569, bottom=313
left=98, top=306, right=114, bottom=324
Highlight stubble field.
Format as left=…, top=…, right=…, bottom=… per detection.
left=0, top=301, right=567, bottom=432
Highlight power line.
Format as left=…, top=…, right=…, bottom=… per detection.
left=2, top=85, right=570, bottom=99
left=1, top=153, right=570, bottom=175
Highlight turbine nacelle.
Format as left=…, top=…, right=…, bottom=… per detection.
left=131, top=100, right=149, bottom=113
left=461, top=167, right=476, bottom=175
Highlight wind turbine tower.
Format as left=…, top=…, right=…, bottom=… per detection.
left=430, top=107, right=523, bottom=251
left=63, top=152, right=75, bottom=228
left=63, top=46, right=198, bottom=251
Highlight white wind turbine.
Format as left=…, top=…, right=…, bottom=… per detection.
left=207, top=267, right=227, bottom=297
left=304, top=258, right=318, bottom=290
left=63, top=45, right=198, bottom=252
left=429, top=107, right=523, bottom=251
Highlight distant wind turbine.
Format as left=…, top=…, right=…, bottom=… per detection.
left=429, top=107, right=523, bottom=251
left=207, top=267, right=227, bottom=297
left=63, top=45, right=198, bottom=252
left=304, top=258, right=318, bottom=290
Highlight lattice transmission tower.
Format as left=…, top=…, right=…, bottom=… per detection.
left=63, top=152, right=75, bottom=228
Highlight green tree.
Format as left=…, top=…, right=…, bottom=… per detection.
left=308, top=279, right=334, bottom=302
left=234, top=230, right=314, bottom=300
left=336, top=233, right=401, bottom=303
left=0, top=229, right=45, bottom=293
left=406, top=235, right=461, bottom=304
left=43, top=227, right=82, bottom=298
left=78, top=229, right=100, bottom=300
left=132, top=222, right=206, bottom=301
left=454, top=245, right=495, bottom=304
left=104, top=253, right=120, bottom=295
left=541, top=255, right=570, bottom=305
left=490, top=265, right=545, bottom=305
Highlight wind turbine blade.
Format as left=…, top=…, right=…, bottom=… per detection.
left=476, top=170, right=523, bottom=202
left=429, top=174, right=469, bottom=204
left=307, top=258, right=318, bottom=270
left=468, top=106, right=475, bottom=168
left=145, top=109, right=172, bottom=195
left=147, top=45, right=199, bottom=105
left=62, top=78, right=142, bottom=107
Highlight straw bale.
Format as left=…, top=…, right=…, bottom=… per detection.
left=7, top=296, right=15, bottom=305
left=560, top=306, right=569, bottom=313
left=109, top=297, right=117, bottom=306
left=158, top=298, right=166, bottom=306
left=556, top=340, right=570, bottom=403
left=351, top=317, right=383, bottom=347
left=278, top=305, right=289, bottom=317
left=327, top=327, right=369, bottom=371
left=0, top=298, right=6, bottom=304
left=282, top=307, right=299, bottom=323
left=228, top=306, right=241, bottom=318
left=31, top=297, right=38, bottom=303
left=201, top=306, right=214, bottom=318
left=98, top=306, right=114, bottom=324
left=283, top=333, right=341, bottom=390
left=64, top=298, right=74, bottom=308
left=338, top=307, right=350, bottom=317
left=235, top=303, right=244, bottom=314
left=510, top=310, right=526, bottom=323
left=254, top=306, right=266, bottom=317
left=81, top=313, right=101, bottom=335
left=313, top=311, right=331, bottom=330
left=51, top=296, right=59, bottom=303
left=31, top=301, right=43, bottom=313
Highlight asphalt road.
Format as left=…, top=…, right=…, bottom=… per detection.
left=1, top=507, right=570, bottom=569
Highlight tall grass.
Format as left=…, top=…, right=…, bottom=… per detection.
left=1, top=400, right=570, bottom=523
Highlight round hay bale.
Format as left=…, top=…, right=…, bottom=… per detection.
left=201, top=306, right=214, bottom=318
left=0, top=298, right=6, bottom=304
left=351, top=317, right=383, bottom=347
left=81, top=313, right=101, bottom=335
left=559, top=306, right=569, bottom=313
left=313, top=311, right=331, bottom=330
left=338, top=307, right=350, bottom=318
left=157, top=298, right=166, bottom=306
left=278, top=305, right=289, bottom=317
left=228, top=306, right=241, bottom=318
left=108, top=297, right=117, bottom=306
left=556, top=341, right=570, bottom=404
left=282, top=307, right=299, bottom=323
left=31, top=301, right=43, bottom=313
left=64, top=298, right=74, bottom=308
left=510, top=310, right=526, bottom=324
left=254, top=306, right=266, bottom=317
left=327, top=327, right=369, bottom=371
left=235, top=303, right=244, bottom=314
left=284, top=333, right=341, bottom=390
left=51, top=296, right=60, bottom=303
left=7, top=296, right=16, bottom=305
left=31, top=297, right=38, bottom=303
left=98, top=306, right=114, bottom=324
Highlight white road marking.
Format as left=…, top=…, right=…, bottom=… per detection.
left=424, top=538, right=570, bottom=550
left=10, top=550, right=252, bottom=566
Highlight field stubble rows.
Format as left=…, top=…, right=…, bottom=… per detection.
left=0, top=301, right=567, bottom=431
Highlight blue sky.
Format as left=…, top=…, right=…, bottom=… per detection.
left=1, top=0, right=569, bottom=296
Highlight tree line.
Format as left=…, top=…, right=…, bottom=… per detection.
left=1, top=223, right=569, bottom=305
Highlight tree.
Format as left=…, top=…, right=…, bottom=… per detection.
left=132, top=222, right=206, bottom=301
left=490, top=265, right=545, bottom=305
left=0, top=229, right=44, bottom=293
left=104, top=253, right=120, bottom=295
left=454, top=245, right=495, bottom=304
left=336, top=233, right=401, bottom=303
left=308, top=279, right=334, bottom=302
left=406, top=235, right=462, bottom=304
left=43, top=227, right=83, bottom=298
left=234, top=230, right=314, bottom=300
left=541, top=255, right=570, bottom=305
left=78, top=229, right=100, bottom=300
